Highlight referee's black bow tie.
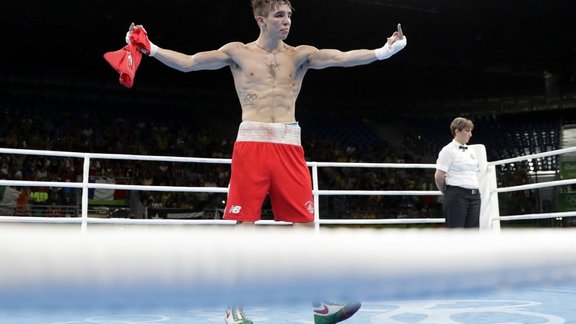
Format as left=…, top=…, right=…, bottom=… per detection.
left=459, top=145, right=468, bottom=151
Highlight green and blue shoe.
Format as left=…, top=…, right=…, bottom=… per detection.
left=225, top=307, right=253, bottom=324
left=313, top=301, right=361, bottom=324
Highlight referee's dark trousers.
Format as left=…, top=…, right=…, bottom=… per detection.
left=443, top=185, right=481, bottom=228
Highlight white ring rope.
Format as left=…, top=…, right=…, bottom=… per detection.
left=0, top=226, right=575, bottom=305
left=0, top=179, right=228, bottom=193
left=0, top=216, right=292, bottom=226
left=0, top=146, right=575, bottom=229
left=494, top=178, right=576, bottom=193
left=1, top=147, right=576, bottom=305
left=312, top=161, right=436, bottom=169
left=0, top=147, right=232, bottom=164
left=488, top=146, right=576, bottom=167
left=496, top=211, right=576, bottom=221
left=316, top=189, right=441, bottom=196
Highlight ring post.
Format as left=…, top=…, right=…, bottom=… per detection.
left=310, top=162, right=320, bottom=233
left=81, top=154, right=91, bottom=233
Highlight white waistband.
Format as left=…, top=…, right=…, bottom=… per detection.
left=236, top=121, right=301, bottom=146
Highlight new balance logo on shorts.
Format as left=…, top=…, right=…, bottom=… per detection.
left=228, top=205, right=242, bottom=214
left=305, top=201, right=314, bottom=214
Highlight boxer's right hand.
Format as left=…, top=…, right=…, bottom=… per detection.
left=375, top=23, right=407, bottom=60
left=126, top=22, right=158, bottom=57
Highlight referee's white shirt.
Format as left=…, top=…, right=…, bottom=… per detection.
left=436, top=139, right=480, bottom=189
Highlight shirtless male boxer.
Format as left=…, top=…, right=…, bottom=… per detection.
left=125, top=0, right=406, bottom=323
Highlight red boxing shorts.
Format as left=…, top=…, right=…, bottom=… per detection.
left=103, top=44, right=142, bottom=88
left=224, top=121, right=314, bottom=223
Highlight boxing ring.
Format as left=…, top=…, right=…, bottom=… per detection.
left=1, top=146, right=576, bottom=323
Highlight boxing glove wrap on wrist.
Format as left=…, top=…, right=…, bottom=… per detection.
left=374, top=37, right=407, bottom=60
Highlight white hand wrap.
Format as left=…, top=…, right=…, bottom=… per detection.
left=149, top=43, right=158, bottom=57
left=374, top=37, right=407, bottom=60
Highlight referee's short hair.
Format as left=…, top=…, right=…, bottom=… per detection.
left=450, top=117, right=474, bottom=137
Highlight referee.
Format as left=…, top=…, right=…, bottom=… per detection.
left=434, top=117, right=481, bottom=228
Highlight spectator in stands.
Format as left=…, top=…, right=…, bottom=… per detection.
left=14, top=187, right=31, bottom=216
left=434, top=117, right=481, bottom=228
